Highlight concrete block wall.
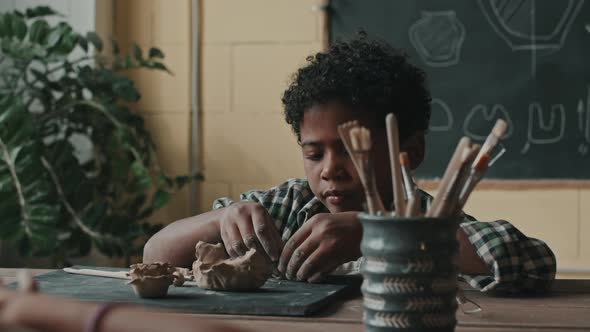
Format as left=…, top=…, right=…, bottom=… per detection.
left=114, top=0, right=193, bottom=225
left=198, top=0, right=324, bottom=209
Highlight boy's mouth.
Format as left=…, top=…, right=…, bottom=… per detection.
left=323, top=189, right=347, bottom=205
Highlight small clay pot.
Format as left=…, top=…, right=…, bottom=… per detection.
left=127, top=262, right=176, bottom=298
left=128, top=275, right=173, bottom=298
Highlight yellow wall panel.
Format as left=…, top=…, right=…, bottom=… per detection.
left=115, top=0, right=153, bottom=46
left=142, top=113, right=190, bottom=175
left=464, top=189, right=579, bottom=261
left=580, top=190, right=590, bottom=258
left=202, top=113, right=304, bottom=184
left=132, top=44, right=191, bottom=113
left=202, top=45, right=232, bottom=113
left=233, top=42, right=322, bottom=113
left=199, top=182, right=231, bottom=211
left=153, top=0, right=191, bottom=45
left=202, top=0, right=321, bottom=43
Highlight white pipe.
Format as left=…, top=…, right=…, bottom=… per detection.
left=189, top=0, right=201, bottom=215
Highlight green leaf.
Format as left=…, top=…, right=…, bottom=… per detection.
left=112, top=81, right=140, bottom=101
left=25, top=6, right=60, bottom=18
left=28, top=19, right=50, bottom=44
left=132, top=43, right=142, bottom=61
left=148, top=47, right=164, bottom=59
left=45, top=23, right=70, bottom=48
left=11, top=15, right=27, bottom=40
left=151, top=62, right=171, bottom=73
left=0, top=13, right=14, bottom=38
left=131, top=161, right=151, bottom=191
left=77, top=35, right=88, bottom=52
left=86, top=31, right=103, bottom=51
left=151, top=190, right=170, bottom=210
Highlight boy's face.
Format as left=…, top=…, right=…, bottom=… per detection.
left=299, top=102, right=393, bottom=213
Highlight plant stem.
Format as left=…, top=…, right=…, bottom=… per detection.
left=40, top=156, right=121, bottom=244
left=0, top=137, right=32, bottom=236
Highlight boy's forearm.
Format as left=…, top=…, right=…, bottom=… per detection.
left=143, top=209, right=224, bottom=267
left=9, top=294, right=247, bottom=332
left=6, top=294, right=93, bottom=332
left=456, top=228, right=488, bottom=275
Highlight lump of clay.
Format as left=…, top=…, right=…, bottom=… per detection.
left=192, top=241, right=272, bottom=291
left=127, top=262, right=181, bottom=298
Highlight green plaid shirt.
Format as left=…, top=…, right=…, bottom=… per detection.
left=213, top=178, right=556, bottom=293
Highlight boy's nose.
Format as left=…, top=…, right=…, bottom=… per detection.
left=320, top=152, right=347, bottom=180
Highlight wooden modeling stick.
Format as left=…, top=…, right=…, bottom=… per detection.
left=63, top=267, right=130, bottom=280
left=386, top=113, right=406, bottom=215
left=426, top=137, right=471, bottom=217
left=349, top=127, right=386, bottom=214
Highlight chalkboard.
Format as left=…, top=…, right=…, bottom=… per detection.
left=329, top=0, right=590, bottom=179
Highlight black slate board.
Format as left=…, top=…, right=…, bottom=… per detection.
left=8, top=266, right=358, bottom=316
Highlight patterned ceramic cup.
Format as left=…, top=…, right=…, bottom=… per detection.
left=359, top=213, right=459, bottom=332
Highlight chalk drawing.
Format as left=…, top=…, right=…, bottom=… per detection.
left=409, top=11, right=466, bottom=67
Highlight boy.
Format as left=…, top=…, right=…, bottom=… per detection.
left=144, top=34, right=556, bottom=293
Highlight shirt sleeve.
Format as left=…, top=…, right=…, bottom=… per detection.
left=459, top=219, right=556, bottom=293
left=210, top=180, right=304, bottom=236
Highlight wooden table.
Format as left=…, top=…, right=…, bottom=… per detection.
left=2, top=269, right=590, bottom=331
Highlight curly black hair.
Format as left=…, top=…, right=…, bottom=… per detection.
left=282, top=33, right=431, bottom=142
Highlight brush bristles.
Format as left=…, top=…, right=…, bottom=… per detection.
left=361, top=127, right=371, bottom=150
left=350, top=127, right=371, bottom=152
left=350, top=127, right=361, bottom=150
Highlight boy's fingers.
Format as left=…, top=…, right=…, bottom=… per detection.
left=296, top=246, right=325, bottom=281
left=229, top=224, right=248, bottom=256
left=252, top=210, right=280, bottom=262
left=278, top=226, right=311, bottom=276
left=236, top=220, right=257, bottom=250
left=285, top=238, right=319, bottom=280
left=221, top=225, right=241, bottom=258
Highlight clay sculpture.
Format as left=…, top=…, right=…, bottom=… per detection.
left=127, top=262, right=184, bottom=298
left=192, top=241, right=272, bottom=291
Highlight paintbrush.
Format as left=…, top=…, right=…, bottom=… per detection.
left=338, top=120, right=361, bottom=170
left=399, top=152, right=421, bottom=217
left=386, top=113, right=406, bottom=215
left=434, top=144, right=480, bottom=217
left=426, top=137, right=471, bottom=217
left=399, top=152, right=415, bottom=201
left=474, top=119, right=507, bottom=166
left=455, top=153, right=490, bottom=215
left=349, top=126, right=385, bottom=214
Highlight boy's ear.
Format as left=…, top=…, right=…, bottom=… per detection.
left=401, top=131, right=425, bottom=170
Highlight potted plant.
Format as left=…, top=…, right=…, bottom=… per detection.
left=0, top=6, right=199, bottom=266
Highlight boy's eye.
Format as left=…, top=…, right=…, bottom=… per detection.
left=306, top=153, right=323, bottom=161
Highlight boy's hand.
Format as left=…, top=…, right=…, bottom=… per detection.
left=219, top=201, right=283, bottom=262
left=278, top=211, right=362, bottom=282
